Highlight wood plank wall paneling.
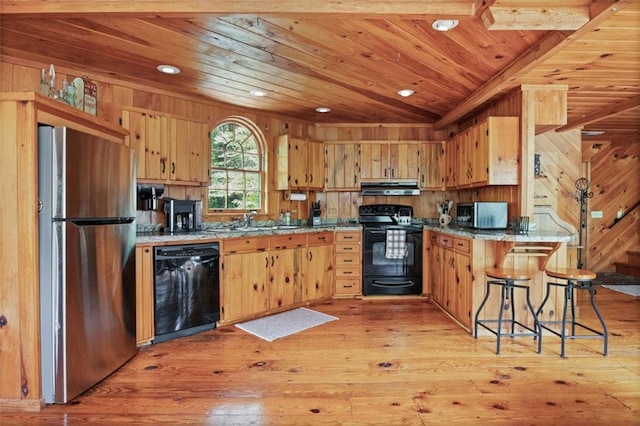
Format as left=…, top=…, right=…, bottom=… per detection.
left=0, top=98, right=41, bottom=401
left=534, top=129, right=581, bottom=229
left=587, top=141, right=640, bottom=271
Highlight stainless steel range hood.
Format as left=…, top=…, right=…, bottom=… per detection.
left=360, top=181, right=420, bottom=196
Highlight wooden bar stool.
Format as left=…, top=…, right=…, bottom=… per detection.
left=474, top=268, right=541, bottom=355
left=537, top=268, right=608, bottom=358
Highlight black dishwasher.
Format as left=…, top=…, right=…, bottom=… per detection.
left=153, top=243, right=220, bottom=343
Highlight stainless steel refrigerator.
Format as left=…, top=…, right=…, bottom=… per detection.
left=38, top=125, right=138, bottom=403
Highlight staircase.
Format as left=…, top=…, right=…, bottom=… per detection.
left=613, top=251, right=640, bottom=278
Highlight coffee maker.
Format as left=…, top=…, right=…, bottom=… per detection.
left=310, top=201, right=322, bottom=226
left=163, top=198, right=203, bottom=233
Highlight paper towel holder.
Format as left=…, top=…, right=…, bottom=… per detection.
left=284, top=191, right=307, bottom=201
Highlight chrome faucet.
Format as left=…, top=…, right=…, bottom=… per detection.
left=243, top=211, right=257, bottom=228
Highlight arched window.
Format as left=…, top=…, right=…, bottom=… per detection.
left=208, top=117, right=265, bottom=212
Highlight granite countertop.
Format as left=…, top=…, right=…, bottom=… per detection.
left=137, top=221, right=574, bottom=245
left=423, top=224, right=575, bottom=242
left=136, top=223, right=362, bottom=244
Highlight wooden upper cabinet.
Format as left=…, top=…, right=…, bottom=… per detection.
left=359, top=141, right=420, bottom=182
left=325, top=142, right=360, bottom=191
left=123, top=110, right=168, bottom=181
left=419, top=142, right=445, bottom=190
left=446, top=117, right=519, bottom=189
left=307, top=138, right=325, bottom=190
left=169, top=117, right=209, bottom=185
left=474, top=117, right=519, bottom=186
left=123, top=109, right=209, bottom=186
left=276, top=134, right=324, bottom=190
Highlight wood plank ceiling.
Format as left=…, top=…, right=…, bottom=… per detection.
left=1, top=0, right=638, bottom=144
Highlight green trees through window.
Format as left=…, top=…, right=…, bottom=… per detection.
left=209, top=119, right=264, bottom=211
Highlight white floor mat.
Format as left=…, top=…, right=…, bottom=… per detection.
left=235, top=307, right=338, bottom=341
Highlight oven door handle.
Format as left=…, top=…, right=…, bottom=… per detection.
left=371, top=280, right=415, bottom=288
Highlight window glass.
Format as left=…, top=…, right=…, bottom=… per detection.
left=208, top=119, right=264, bottom=212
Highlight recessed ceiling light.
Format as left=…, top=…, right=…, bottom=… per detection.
left=397, top=89, right=415, bottom=97
left=581, top=130, right=606, bottom=136
left=250, top=90, right=266, bottom=97
left=315, top=107, right=331, bottom=113
left=432, top=19, right=459, bottom=31
left=157, top=64, right=180, bottom=74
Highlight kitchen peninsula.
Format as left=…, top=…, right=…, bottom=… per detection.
left=424, top=223, right=574, bottom=332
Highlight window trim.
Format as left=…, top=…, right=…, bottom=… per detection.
left=207, top=116, right=267, bottom=215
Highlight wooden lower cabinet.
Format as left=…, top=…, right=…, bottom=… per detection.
left=135, top=245, right=155, bottom=346
left=429, top=232, right=473, bottom=330
left=222, top=250, right=270, bottom=323
left=306, top=232, right=335, bottom=300
left=334, top=230, right=362, bottom=297
left=220, top=232, right=334, bottom=325
left=269, top=234, right=307, bottom=309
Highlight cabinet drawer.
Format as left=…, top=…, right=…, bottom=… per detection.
left=437, top=234, right=453, bottom=248
left=453, top=237, right=470, bottom=253
left=335, top=254, right=360, bottom=266
left=336, top=266, right=361, bottom=277
left=335, top=231, right=361, bottom=242
left=270, top=234, right=307, bottom=249
left=223, top=236, right=269, bottom=254
left=335, top=278, right=361, bottom=295
left=335, top=243, right=360, bottom=254
left=308, top=231, right=334, bottom=245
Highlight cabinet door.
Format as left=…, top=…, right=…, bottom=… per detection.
left=456, top=129, right=472, bottom=188
left=135, top=246, right=154, bottom=345
left=360, top=142, right=390, bottom=181
left=189, top=121, right=210, bottom=184
left=221, top=251, right=269, bottom=322
left=270, top=247, right=305, bottom=309
left=431, top=244, right=445, bottom=304
left=485, top=117, right=519, bottom=185
left=289, top=136, right=308, bottom=189
left=325, top=143, right=360, bottom=190
left=445, top=140, right=457, bottom=189
left=419, top=142, right=445, bottom=190
left=306, top=243, right=334, bottom=301
left=169, top=117, right=191, bottom=182
left=124, top=110, right=168, bottom=181
left=393, top=143, right=420, bottom=180
left=471, top=121, right=487, bottom=184
left=443, top=249, right=457, bottom=315
left=454, top=251, right=472, bottom=329
left=170, top=118, right=209, bottom=184
left=307, top=139, right=325, bottom=190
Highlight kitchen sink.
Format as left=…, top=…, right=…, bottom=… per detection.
left=205, top=225, right=300, bottom=232
left=205, top=225, right=301, bottom=233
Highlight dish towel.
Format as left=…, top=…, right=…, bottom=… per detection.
left=385, top=229, right=407, bottom=259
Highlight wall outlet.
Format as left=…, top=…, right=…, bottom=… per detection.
left=591, top=210, right=603, bottom=218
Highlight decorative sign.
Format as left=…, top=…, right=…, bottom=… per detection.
left=83, top=75, right=97, bottom=116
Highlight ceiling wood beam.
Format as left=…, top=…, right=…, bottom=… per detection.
left=557, top=95, right=640, bottom=132
left=435, top=0, right=631, bottom=129
left=481, top=3, right=589, bottom=30
left=0, top=0, right=476, bottom=17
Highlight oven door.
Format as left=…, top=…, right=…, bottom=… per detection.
left=362, top=227, right=422, bottom=295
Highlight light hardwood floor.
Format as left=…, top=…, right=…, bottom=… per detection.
left=3, top=288, right=639, bottom=425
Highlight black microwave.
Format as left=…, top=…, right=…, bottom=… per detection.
left=456, top=202, right=508, bottom=229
